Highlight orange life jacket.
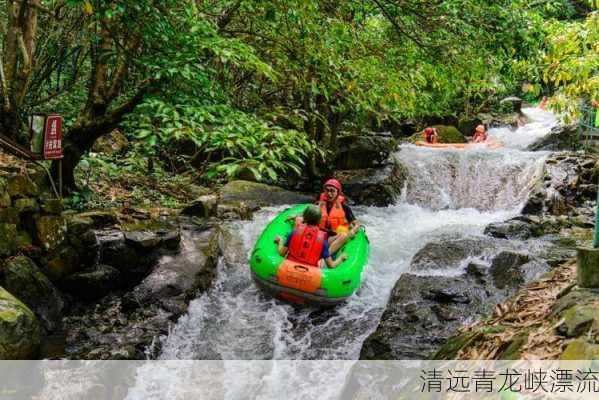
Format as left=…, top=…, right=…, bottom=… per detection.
left=318, top=194, right=349, bottom=233
left=424, top=131, right=437, bottom=144
left=287, top=223, right=327, bottom=266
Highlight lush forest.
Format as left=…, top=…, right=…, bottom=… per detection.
left=0, top=0, right=597, bottom=204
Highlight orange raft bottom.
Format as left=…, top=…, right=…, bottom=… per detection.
left=415, top=139, right=503, bottom=150
left=276, top=259, right=322, bottom=295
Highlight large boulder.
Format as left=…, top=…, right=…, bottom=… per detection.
left=484, top=218, right=534, bottom=240
left=522, top=153, right=599, bottom=216
left=1, top=256, right=65, bottom=332
left=124, top=225, right=220, bottom=310
left=92, top=129, right=129, bottom=155
left=0, top=286, right=40, bottom=359
left=410, top=236, right=495, bottom=271
left=334, top=133, right=396, bottom=170
left=219, top=180, right=313, bottom=209
left=528, top=124, right=578, bottom=151
left=360, top=238, right=549, bottom=360
left=334, top=159, right=408, bottom=206
left=407, top=125, right=467, bottom=144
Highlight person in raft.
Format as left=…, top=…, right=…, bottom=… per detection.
left=423, top=127, right=438, bottom=144
left=317, top=178, right=360, bottom=254
left=472, top=124, right=488, bottom=143
left=275, top=205, right=347, bottom=269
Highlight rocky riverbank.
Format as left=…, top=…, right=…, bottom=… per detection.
left=0, top=151, right=314, bottom=360
left=360, top=146, right=599, bottom=361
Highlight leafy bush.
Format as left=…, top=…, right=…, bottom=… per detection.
left=124, top=97, right=323, bottom=183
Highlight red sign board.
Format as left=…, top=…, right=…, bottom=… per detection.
left=43, top=115, right=63, bottom=160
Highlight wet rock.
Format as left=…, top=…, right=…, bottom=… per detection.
left=220, top=180, right=313, bottom=209
left=96, top=230, right=152, bottom=284
left=181, top=194, right=218, bottom=217
left=0, top=286, right=40, bottom=359
left=124, top=226, right=220, bottom=309
left=484, top=220, right=533, bottom=240
left=528, top=124, right=578, bottom=151
left=334, top=159, right=408, bottom=206
left=500, top=96, right=523, bottom=113
left=217, top=201, right=253, bottom=220
left=124, top=231, right=162, bottom=249
left=1, top=256, right=65, bottom=332
left=359, top=273, right=496, bottom=359
left=489, top=251, right=531, bottom=290
left=34, top=215, right=67, bottom=251
left=334, top=133, right=396, bottom=170
left=62, top=265, right=121, bottom=301
left=522, top=152, right=599, bottom=217
left=360, top=241, right=549, bottom=360
left=411, top=236, right=494, bottom=271
left=0, top=223, right=17, bottom=257
left=63, top=226, right=222, bottom=360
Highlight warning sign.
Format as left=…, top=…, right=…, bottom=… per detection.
left=43, top=115, right=63, bottom=160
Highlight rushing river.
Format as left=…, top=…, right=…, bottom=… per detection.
left=125, top=108, right=557, bottom=398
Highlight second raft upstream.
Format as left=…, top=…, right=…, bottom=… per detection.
left=249, top=204, right=370, bottom=306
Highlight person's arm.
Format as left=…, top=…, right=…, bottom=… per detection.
left=274, top=235, right=288, bottom=256
left=325, top=254, right=348, bottom=268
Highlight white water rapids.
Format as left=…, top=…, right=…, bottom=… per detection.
left=126, top=108, right=558, bottom=398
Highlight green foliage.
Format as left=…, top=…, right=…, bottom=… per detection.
left=543, top=11, right=598, bottom=120
left=125, top=97, right=322, bottom=183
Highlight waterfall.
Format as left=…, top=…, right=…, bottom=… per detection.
left=124, top=108, right=557, bottom=398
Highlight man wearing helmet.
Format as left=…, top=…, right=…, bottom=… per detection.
left=317, top=178, right=360, bottom=254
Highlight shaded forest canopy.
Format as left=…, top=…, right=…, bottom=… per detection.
left=0, top=0, right=597, bottom=195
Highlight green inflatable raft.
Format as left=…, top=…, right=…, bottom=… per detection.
left=249, top=204, right=370, bottom=306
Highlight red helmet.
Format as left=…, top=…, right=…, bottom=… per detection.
left=424, top=127, right=434, bottom=134
left=323, top=178, right=342, bottom=192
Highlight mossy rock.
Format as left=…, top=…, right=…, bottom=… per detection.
left=497, top=332, right=529, bottom=360
left=34, top=215, right=67, bottom=251
left=6, top=175, right=38, bottom=198
left=43, top=246, right=82, bottom=281
left=0, top=286, right=41, bottom=359
left=560, top=305, right=599, bottom=338
left=561, top=339, right=599, bottom=360
left=2, top=256, right=65, bottom=332
left=406, top=125, right=467, bottom=144
left=40, top=198, right=63, bottom=215
left=433, top=125, right=467, bottom=144
left=432, top=331, right=481, bottom=360
left=0, top=223, right=18, bottom=257
left=14, top=198, right=39, bottom=213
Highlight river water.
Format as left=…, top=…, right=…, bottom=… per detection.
left=126, top=108, right=557, bottom=397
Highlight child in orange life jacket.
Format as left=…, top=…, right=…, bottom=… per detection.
left=275, top=205, right=348, bottom=269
